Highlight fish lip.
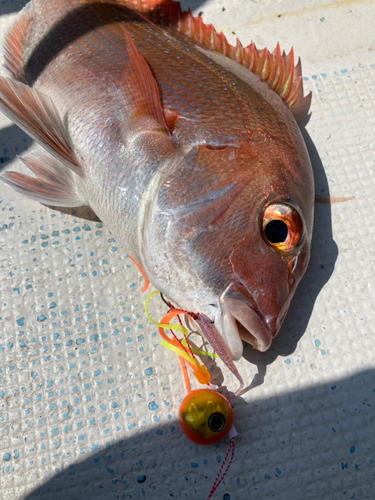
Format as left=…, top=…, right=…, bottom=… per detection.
left=219, top=283, right=274, bottom=353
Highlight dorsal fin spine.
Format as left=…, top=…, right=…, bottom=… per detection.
left=270, top=44, right=282, bottom=90
left=286, top=77, right=302, bottom=108
left=260, top=49, right=270, bottom=81
left=280, top=49, right=294, bottom=99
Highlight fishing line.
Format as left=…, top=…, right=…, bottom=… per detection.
left=160, top=292, right=170, bottom=307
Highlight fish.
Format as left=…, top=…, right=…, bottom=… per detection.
left=0, top=0, right=314, bottom=392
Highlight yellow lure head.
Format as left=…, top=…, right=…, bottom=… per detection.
left=178, top=389, right=233, bottom=445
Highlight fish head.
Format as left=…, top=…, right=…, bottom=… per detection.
left=142, top=130, right=314, bottom=360
left=220, top=192, right=312, bottom=358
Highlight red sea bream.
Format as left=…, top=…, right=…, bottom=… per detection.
left=0, top=0, right=314, bottom=392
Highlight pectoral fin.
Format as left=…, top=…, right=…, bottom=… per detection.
left=116, top=31, right=169, bottom=133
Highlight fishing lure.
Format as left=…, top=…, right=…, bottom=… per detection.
left=144, top=288, right=238, bottom=498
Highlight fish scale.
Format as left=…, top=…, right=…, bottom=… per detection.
left=0, top=0, right=314, bottom=375
left=24, top=1, right=286, bottom=146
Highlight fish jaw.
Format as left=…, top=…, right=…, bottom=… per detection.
left=218, top=283, right=276, bottom=359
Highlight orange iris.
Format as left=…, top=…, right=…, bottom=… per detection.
left=262, top=203, right=303, bottom=253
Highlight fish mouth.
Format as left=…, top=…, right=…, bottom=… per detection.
left=218, top=283, right=275, bottom=360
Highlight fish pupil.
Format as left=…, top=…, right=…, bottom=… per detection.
left=265, top=220, right=288, bottom=244
left=208, top=412, right=226, bottom=432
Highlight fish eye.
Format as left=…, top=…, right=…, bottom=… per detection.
left=262, top=203, right=303, bottom=252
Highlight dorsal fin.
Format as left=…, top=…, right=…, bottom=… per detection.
left=121, top=0, right=304, bottom=108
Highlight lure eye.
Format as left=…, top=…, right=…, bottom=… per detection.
left=179, top=389, right=234, bottom=445
left=208, top=412, right=226, bottom=432
left=262, top=203, right=303, bottom=252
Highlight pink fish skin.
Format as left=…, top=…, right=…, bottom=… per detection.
left=0, top=0, right=314, bottom=371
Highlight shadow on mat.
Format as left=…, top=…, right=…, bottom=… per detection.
left=25, top=369, right=374, bottom=500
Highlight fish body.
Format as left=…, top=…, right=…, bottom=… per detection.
left=0, top=0, right=314, bottom=371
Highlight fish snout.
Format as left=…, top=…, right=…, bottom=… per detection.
left=219, top=282, right=286, bottom=357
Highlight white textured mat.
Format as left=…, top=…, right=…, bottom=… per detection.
left=0, top=1, right=374, bottom=499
